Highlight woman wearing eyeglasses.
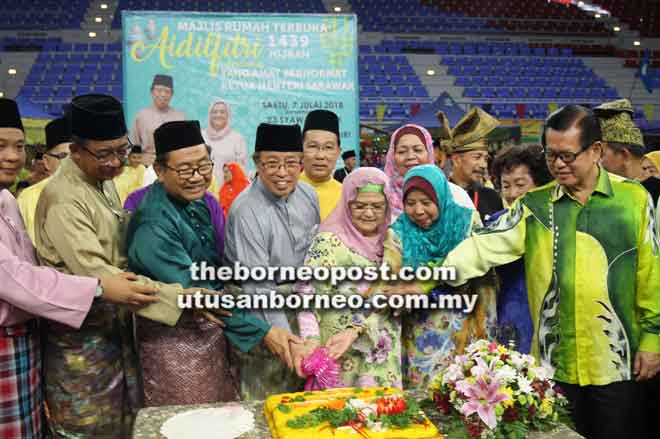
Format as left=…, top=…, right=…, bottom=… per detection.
left=295, top=167, right=403, bottom=389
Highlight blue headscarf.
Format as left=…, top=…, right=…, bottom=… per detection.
left=391, top=164, right=472, bottom=268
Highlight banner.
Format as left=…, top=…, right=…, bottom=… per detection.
left=122, top=12, right=359, bottom=173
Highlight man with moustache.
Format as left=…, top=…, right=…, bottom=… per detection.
left=447, top=107, right=503, bottom=221
left=441, top=105, right=660, bottom=439
left=0, top=99, right=161, bottom=438
left=34, top=94, right=201, bottom=438
left=17, top=116, right=71, bottom=243
left=299, top=110, right=343, bottom=220
left=224, top=123, right=320, bottom=399
left=130, top=74, right=185, bottom=165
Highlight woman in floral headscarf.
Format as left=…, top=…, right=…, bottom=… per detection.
left=296, top=167, right=403, bottom=389
left=202, top=100, right=248, bottom=185
left=384, top=164, right=497, bottom=389
left=384, top=124, right=474, bottom=219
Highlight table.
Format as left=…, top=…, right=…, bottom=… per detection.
left=133, top=390, right=582, bottom=439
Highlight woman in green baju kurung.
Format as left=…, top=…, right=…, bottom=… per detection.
left=297, top=168, right=403, bottom=388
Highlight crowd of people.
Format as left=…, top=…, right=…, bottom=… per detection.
left=1, top=93, right=659, bottom=439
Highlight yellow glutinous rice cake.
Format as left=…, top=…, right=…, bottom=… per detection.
left=264, top=387, right=443, bottom=439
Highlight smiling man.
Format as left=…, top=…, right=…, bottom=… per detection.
left=0, top=98, right=168, bottom=439
left=130, top=74, right=185, bottom=164
left=34, top=94, right=196, bottom=438
left=17, top=116, right=71, bottom=243
left=126, top=120, right=271, bottom=406
left=448, top=107, right=503, bottom=221
left=224, top=122, right=320, bottom=399
left=442, top=105, right=660, bottom=439
left=299, top=109, right=343, bottom=220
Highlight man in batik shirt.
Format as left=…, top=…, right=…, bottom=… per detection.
left=441, top=105, right=660, bottom=439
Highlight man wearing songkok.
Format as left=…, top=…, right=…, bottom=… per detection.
left=224, top=123, right=320, bottom=399
left=446, top=107, right=503, bottom=221
left=595, top=98, right=660, bottom=439
left=595, top=99, right=660, bottom=200
left=299, top=109, right=343, bottom=220
left=440, top=105, right=660, bottom=439
left=130, top=74, right=185, bottom=164
left=333, top=149, right=356, bottom=183
left=114, top=144, right=147, bottom=205
left=126, top=120, right=271, bottom=405
left=34, top=94, right=197, bottom=438
left=17, top=115, right=71, bottom=243
left=0, top=98, right=160, bottom=439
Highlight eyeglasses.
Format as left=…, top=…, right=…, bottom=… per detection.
left=260, top=159, right=302, bottom=174
left=163, top=161, right=214, bottom=179
left=303, top=143, right=339, bottom=155
left=544, top=146, right=589, bottom=164
left=79, top=142, right=131, bottom=164
left=44, top=151, right=68, bottom=160
left=349, top=202, right=387, bottom=214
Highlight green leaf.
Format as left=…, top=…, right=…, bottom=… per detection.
left=277, top=404, right=292, bottom=414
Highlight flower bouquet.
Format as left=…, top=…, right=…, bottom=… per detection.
left=428, top=340, right=570, bottom=439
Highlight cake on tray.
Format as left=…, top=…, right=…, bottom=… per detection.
left=264, top=387, right=443, bottom=439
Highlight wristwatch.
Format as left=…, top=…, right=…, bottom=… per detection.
left=95, top=280, right=104, bottom=298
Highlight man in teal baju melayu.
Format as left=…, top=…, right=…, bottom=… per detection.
left=126, top=120, right=271, bottom=405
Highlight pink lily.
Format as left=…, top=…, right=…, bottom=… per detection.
left=459, top=377, right=511, bottom=429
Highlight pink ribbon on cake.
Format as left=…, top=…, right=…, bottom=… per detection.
left=302, top=347, right=342, bottom=390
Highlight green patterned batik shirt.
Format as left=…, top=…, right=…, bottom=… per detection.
left=443, top=167, right=660, bottom=386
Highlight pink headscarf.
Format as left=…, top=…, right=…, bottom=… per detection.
left=318, top=167, right=393, bottom=262
left=384, top=124, right=435, bottom=212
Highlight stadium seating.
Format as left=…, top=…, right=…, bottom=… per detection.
left=0, top=0, right=89, bottom=30
left=112, top=0, right=326, bottom=28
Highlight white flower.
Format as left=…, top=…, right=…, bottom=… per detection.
left=517, top=376, right=534, bottom=394
left=531, top=366, right=552, bottom=381
left=509, top=353, right=528, bottom=369
left=540, top=359, right=556, bottom=378
left=522, top=354, right=537, bottom=366
left=494, top=365, right=518, bottom=383
left=443, top=364, right=464, bottom=384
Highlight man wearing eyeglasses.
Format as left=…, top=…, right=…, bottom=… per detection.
left=299, top=109, right=343, bottom=221
left=224, top=122, right=320, bottom=400
left=0, top=97, right=165, bottom=439
left=439, top=105, right=660, bottom=439
left=125, top=120, right=271, bottom=406
left=17, top=116, right=71, bottom=243
left=33, top=95, right=205, bottom=438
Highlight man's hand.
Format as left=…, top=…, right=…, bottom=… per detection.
left=263, top=326, right=303, bottom=371
left=99, top=273, right=159, bottom=308
left=325, top=328, right=360, bottom=360
left=291, top=339, right=319, bottom=378
left=194, top=310, right=231, bottom=327
left=634, top=351, right=660, bottom=381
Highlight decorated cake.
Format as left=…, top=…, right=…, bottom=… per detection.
left=264, top=387, right=443, bottom=439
